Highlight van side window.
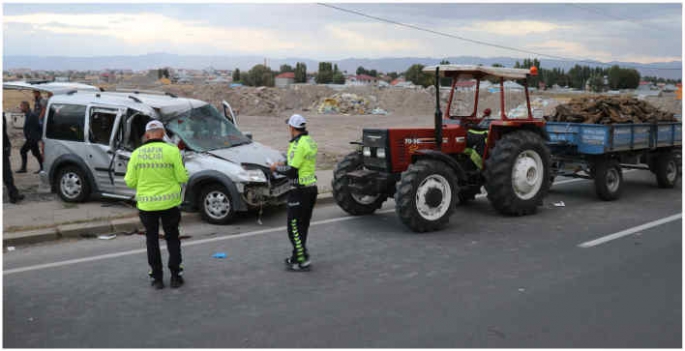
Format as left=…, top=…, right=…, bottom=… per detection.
left=46, top=104, right=87, bottom=141
left=124, top=114, right=152, bottom=150
left=88, top=110, right=117, bottom=145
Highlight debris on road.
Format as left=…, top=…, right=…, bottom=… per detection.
left=98, top=234, right=117, bottom=240
left=553, top=201, right=566, bottom=207
left=7, top=246, right=16, bottom=252
left=546, top=96, right=677, bottom=124
left=212, top=252, right=227, bottom=259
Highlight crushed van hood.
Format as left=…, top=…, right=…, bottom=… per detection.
left=205, top=142, right=285, bottom=167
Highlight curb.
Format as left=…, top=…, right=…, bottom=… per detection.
left=3, top=191, right=336, bottom=248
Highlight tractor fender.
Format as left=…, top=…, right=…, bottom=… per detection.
left=491, top=124, right=550, bottom=141
left=411, top=149, right=467, bottom=181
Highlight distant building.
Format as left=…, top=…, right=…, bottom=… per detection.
left=345, top=74, right=379, bottom=86
left=454, top=80, right=476, bottom=92
left=275, top=72, right=295, bottom=88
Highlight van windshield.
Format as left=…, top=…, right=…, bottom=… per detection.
left=163, top=104, right=250, bottom=151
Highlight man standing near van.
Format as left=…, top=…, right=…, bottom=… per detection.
left=125, top=120, right=189, bottom=289
left=16, top=101, right=42, bottom=174
left=269, top=114, right=318, bottom=272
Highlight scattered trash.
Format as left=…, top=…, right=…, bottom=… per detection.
left=371, top=107, right=388, bottom=115
left=212, top=252, right=227, bottom=259
left=315, top=93, right=376, bottom=115
left=518, top=288, right=526, bottom=292
left=98, top=234, right=117, bottom=240
left=553, top=201, right=566, bottom=207
left=7, top=246, right=16, bottom=252
left=27, top=317, right=34, bottom=322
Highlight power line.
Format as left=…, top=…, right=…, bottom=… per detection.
left=317, top=3, right=681, bottom=72
left=567, top=4, right=673, bottom=35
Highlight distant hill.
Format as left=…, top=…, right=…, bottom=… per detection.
left=3, top=53, right=681, bottom=80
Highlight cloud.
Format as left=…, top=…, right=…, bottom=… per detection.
left=3, top=13, right=299, bottom=53
left=323, top=24, right=422, bottom=54
left=460, top=21, right=570, bottom=36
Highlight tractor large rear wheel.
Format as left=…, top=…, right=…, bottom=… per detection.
left=395, top=159, right=459, bottom=233
left=332, top=152, right=387, bottom=215
left=484, top=130, right=551, bottom=216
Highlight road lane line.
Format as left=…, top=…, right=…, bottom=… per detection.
left=578, top=213, right=682, bottom=248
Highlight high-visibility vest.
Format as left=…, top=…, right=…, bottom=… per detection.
left=287, top=134, right=318, bottom=186
left=125, top=140, right=189, bottom=211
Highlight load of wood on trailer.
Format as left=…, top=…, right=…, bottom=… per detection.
left=545, top=96, right=678, bottom=124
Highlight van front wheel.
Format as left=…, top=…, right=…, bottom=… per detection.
left=199, top=184, right=236, bottom=224
left=57, top=166, right=91, bottom=203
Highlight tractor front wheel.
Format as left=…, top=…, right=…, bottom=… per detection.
left=484, top=130, right=551, bottom=216
left=395, top=159, right=459, bottom=233
left=332, top=152, right=387, bottom=215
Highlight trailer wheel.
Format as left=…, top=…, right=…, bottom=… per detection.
left=594, top=159, right=623, bottom=201
left=332, top=152, right=387, bottom=215
left=484, top=130, right=551, bottom=216
left=395, top=159, right=458, bottom=233
left=655, top=152, right=680, bottom=188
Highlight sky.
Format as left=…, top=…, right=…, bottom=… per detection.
left=3, top=3, right=683, bottom=64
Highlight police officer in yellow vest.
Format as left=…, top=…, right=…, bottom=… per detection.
left=125, top=120, right=189, bottom=289
left=269, top=114, right=318, bottom=271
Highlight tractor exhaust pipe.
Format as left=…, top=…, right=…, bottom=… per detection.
left=434, top=66, right=443, bottom=151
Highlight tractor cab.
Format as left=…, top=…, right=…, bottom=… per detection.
left=332, top=64, right=551, bottom=233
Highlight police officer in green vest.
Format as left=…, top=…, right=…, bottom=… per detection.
left=125, top=120, right=189, bottom=289
left=269, top=114, right=318, bottom=272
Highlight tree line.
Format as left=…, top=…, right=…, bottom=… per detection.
left=232, top=59, right=655, bottom=91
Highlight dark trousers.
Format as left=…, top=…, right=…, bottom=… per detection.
left=19, top=139, right=42, bottom=170
left=139, top=207, right=182, bottom=280
left=3, top=150, right=20, bottom=200
left=287, top=186, right=318, bottom=263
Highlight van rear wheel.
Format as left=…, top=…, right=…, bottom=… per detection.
left=57, top=166, right=91, bottom=203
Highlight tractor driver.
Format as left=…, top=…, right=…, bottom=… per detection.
left=465, top=108, right=492, bottom=169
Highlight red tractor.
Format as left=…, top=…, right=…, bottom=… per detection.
left=332, top=65, right=552, bottom=232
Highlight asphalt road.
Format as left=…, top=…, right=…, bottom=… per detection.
left=3, top=171, right=682, bottom=347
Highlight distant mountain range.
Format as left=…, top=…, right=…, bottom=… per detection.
left=4, top=53, right=682, bottom=80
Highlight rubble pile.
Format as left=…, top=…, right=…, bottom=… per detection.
left=314, top=93, right=388, bottom=115
left=547, top=96, right=677, bottom=124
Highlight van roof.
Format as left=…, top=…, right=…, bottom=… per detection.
left=48, top=91, right=209, bottom=119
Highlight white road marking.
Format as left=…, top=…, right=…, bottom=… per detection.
left=578, top=213, right=682, bottom=248
left=0, top=170, right=642, bottom=275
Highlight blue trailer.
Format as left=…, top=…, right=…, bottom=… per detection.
left=546, top=121, right=682, bottom=200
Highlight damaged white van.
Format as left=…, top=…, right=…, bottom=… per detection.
left=22, top=88, right=288, bottom=224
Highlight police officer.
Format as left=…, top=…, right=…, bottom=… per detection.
left=125, top=120, right=189, bottom=289
left=3, top=113, right=24, bottom=203
left=270, top=114, right=318, bottom=272
left=16, top=101, right=42, bottom=174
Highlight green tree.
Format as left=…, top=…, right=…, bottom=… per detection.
left=405, top=64, right=434, bottom=87
left=294, top=62, right=307, bottom=83
left=244, top=64, right=274, bottom=87
left=316, top=62, right=334, bottom=84
left=232, top=68, right=241, bottom=83
left=356, top=66, right=367, bottom=76
left=332, top=71, right=346, bottom=84
left=588, top=74, right=604, bottom=92
left=280, top=64, right=294, bottom=73
left=387, top=72, right=399, bottom=80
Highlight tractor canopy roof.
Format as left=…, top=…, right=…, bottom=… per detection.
left=422, top=65, right=531, bottom=80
